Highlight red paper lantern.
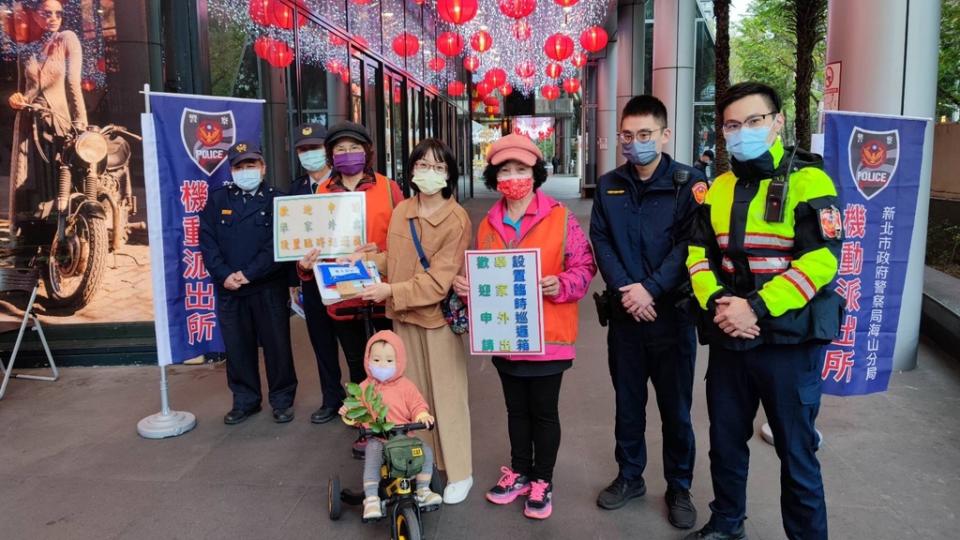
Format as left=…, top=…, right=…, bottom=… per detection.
left=475, top=80, right=495, bottom=97
left=391, top=33, right=420, bottom=57
left=570, top=51, right=587, bottom=68
left=248, top=0, right=306, bottom=30
left=500, top=83, right=514, bottom=97
left=580, top=26, right=609, bottom=53
left=257, top=38, right=293, bottom=68
left=485, top=68, right=508, bottom=88
left=254, top=37, right=270, bottom=58
left=447, top=80, right=466, bottom=97
left=499, top=0, right=537, bottom=19
left=545, top=62, right=563, bottom=79
left=329, top=33, right=347, bottom=47
left=463, top=55, right=481, bottom=73
left=486, top=105, right=500, bottom=116
left=515, top=61, right=536, bottom=79
left=436, top=0, right=479, bottom=25
left=483, top=95, right=500, bottom=107
left=437, top=32, right=465, bottom=57
left=428, top=57, right=447, bottom=72
left=541, top=85, right=561, bottom=101
left=544, top=33, right=575, bottom=61
left=471, top=30, right=493, bottom=53
left=249, top=0, right=272, bottom=25
left=554, top=0, right=578, bottom=6
left=512, top=20, right=532, bottom=41
left=563, top=78, right=581, bottom=94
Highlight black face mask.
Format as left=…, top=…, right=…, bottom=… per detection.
left=730, top=150, right=777, bottom=183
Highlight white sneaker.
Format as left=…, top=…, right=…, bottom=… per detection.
left=362, top=496, right=383, bottom=520
left=416, top=487, right=443, bottom=507
left=442, top=476, right=473, bottom=504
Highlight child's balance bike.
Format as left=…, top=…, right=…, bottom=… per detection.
left=328, top=422, right=443, bottom=540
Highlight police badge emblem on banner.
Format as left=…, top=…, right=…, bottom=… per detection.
left=820, top=111, right=929, bottom=396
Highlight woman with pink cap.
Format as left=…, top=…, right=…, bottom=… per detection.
left=453, top=134, right=596, bottom=519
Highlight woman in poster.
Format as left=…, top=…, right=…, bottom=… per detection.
left=7, top=0, right=88, bottom=226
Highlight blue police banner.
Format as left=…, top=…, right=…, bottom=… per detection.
left=820, top=111, right=929, bottom=395
left=141, top=91, right=264, bottom=366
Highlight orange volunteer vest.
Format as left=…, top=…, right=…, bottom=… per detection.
left=477, top=204, right=579, bottom=346
left=317, top=172, right=394, bottom=251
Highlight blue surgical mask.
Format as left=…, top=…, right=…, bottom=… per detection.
left=231, top=168, right=262, bottom=192
left=622, top=139, right=659, bottom=166
left=370, top=364, right=396, bottom=383
left=298, top=149, right=327, bottom=172
left=726, top=125, right=773, bottom=162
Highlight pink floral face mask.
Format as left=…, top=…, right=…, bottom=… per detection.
left=496, top=176, right=534, bottom=200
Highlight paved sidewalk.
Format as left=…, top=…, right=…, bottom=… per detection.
left=0, top=192, right=958, bottom=539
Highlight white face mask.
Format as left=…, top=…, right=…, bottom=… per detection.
left=412, top=169, right=447, bottom=195
left=231, top=168, right=262, bottom=192
left=370, top=364, right=396, bottom=382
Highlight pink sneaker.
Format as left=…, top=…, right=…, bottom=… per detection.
left=523, top=480, right=553, bottom=520
left=485, top=466, right=531, bottom=505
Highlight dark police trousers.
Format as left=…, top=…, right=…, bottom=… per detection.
left=218, top=283, right=297, bottom=411
left=607, top=317, right=697, bottom=490
left=705, top=342, right=827, bottom=540
left=300, top=279, right=390, bottom=410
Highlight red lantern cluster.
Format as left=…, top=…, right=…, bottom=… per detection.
left=485, top=68, right=508, bottom=87
left=391, top=32, right=420, bottom=57
left=436, top=0, right=479, bottom=26
left=447, top=80, right=466, bottom=97
left=254, top=37, right=294, bottom=68
left=249, top=0, right=306, bottom=30
left=554, top=0, right=579, bottom=6
left=483, top=95, right=500, bottom=107
left=471, top=30, right=493, bottom=53
left=545, top=62, right=563, bottom=79
left=515, top=61, right=536, bottom=79
left=499, top=0, right=537, bottom=19
left=428, top=57, right=447, bottom=72
left=563, top=78, right=581, bottom=94
left=512, top=20, right=532, bottom=41
left=464, top=55, right=481, bottom=73
left=541, top=85, right=561, bottom=101
left=580, top=26, right=609, bottom=52
left=475, top=80, right=495, bottom=97
left=571, top=51, right=587, bottom=68
left=437, top=32, right=465, bottom=57
left=544, top=33, right=575, bottom=61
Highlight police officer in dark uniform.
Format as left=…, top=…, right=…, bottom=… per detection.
left=590, top=95, right=707, bottom=530
left=288, top=123, right=343, bottom=424
left=199, top=141, right=298, bottom=425
left=684, top=82, right=840, bottom=540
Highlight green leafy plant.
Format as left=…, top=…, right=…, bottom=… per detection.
left=343, top=382, right=394, bottom=435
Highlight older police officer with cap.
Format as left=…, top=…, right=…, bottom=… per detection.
left=200, top=141, right=298, bottom=424
left=288, top=123, right=344, bottom=424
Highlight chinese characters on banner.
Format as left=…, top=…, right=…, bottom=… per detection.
left=273, top=193, right=366, bottom=261
left=820, top=111, right=929, bottom=395
left=465, top=249, right=545, bottom=356
left=142, top=93, right=264, bottom=366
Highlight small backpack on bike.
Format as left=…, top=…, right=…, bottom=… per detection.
left=383, top=436, right=426, bottom=479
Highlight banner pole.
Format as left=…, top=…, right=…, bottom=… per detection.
left=137, top=83, right=197, bottom=439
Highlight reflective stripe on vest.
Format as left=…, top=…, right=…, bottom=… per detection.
left=721, top=255, right=793, bottom=274
left=476, top=205, right=578, bottom=346
left=317, top=173, right=394, bottom=251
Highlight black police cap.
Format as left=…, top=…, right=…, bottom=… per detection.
left=228, top=141, right=263, bottom=166
left=295, top=123, right=328, bottom=149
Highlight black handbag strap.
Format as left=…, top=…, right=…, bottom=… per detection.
left=408, top=218, right=430, bottom=270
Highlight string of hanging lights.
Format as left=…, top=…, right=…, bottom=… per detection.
left=207, top=0, right=610, bottom=103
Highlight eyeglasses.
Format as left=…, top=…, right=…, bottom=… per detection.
left=722, top=112, right=776, bottom=133
left=413, top=161, right=447, bottom=174
left=617, top=128, right=663, bottom=144
left=40, top=9, right=63, bottom=19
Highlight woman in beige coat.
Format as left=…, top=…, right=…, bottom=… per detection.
left=7, top=0, right=88, bottom=225
left=350, top=138, right=475, bottom=504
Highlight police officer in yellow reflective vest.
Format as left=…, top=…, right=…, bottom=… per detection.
left=684, top=83, right=842, bottom=540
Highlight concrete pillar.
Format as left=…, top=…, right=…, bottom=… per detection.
left=615, top=0, right=647, bottom=168
left=652, top=0, right=695, bottom=164
left=596, top=32, right=619, bottom=178
left=826, top=0, right=941, bottom=371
